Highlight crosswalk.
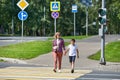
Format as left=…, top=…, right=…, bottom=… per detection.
left=0, top=67, right=92, bottom=80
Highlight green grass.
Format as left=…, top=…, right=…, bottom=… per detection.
left=0, top=41, right=52, bottom=60
left=89, top=41, right=120, bottom=62
left=0, top=59, right=5, bottom=62
left=48, top=36, right=89, bottom=40
left=0, top=41, right=69, bottom=60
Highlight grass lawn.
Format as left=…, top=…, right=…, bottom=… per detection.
left=48, top=36, right=89, bottom=40
left=0, top=41, right=69, bottom=60
left=0, top=59, right=5, bottom=62
left=89, top=41, right=120, bottom=62
left=0, top=41, right=52, bottom=60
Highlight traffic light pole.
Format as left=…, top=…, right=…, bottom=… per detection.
left=100, top=0, right=106, bottom=65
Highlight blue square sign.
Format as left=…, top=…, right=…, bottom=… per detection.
left=50, top=1, right=60, bottom=11
left=72, top=5, right=78, bottom=13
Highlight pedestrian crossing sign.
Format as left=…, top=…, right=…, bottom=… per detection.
left=50, top=1, right=60, bottom=11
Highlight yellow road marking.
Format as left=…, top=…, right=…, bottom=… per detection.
left=0, top=67, right=92, bottom=80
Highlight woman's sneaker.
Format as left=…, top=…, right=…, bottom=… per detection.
left=53, top=69, right=56, bottom=73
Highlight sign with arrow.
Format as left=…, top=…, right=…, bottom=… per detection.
left=18, top=11, right=28, bottom=21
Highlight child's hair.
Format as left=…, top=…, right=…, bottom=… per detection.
left=71, top=39, right=75, bottom=42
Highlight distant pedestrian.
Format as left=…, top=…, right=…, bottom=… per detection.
left=52, top=32, right=65, bottom=72
left=64, top=39, right=79, bottom=73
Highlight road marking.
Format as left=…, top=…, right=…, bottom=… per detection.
left=0, top=67, right=92, bottom=80
left=0, top=40, right=16, bottom=42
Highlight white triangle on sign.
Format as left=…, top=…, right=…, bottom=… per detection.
left=53, top=3, right=58, bottom=8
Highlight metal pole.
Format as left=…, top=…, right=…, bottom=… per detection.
left=100, top=0, right=106, bottom=65
left=12, top=0, right=14, bottom=36
left=86, top=7, right=88, bottom=36
left=74, top=13, right=76, bottom=36
left=54, top=18, right=56, bottom=34
left=54, top=0, right=56, bottom=34
left=22, top=12, right=24, bottom=41
left=44, top=6, right=46, bottom=36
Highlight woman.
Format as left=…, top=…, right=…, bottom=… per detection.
left=52, top=32, right=65, bottom=72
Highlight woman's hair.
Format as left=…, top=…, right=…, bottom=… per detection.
left=54, top=32, right=61, bottom=39
left=71, top=39, right=75, bottom=42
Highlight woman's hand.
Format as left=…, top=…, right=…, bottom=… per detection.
left=63, top=50, right=66, bottom=56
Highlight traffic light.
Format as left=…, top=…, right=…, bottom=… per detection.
left=98, top=8, right=106, bottom=25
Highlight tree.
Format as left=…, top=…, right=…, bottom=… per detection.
left=0, top=0, right=120, bottom=36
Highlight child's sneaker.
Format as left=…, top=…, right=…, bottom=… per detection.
left=71, top=69, right=74, bottom=73
left=58, top=70, right=61, bottom=73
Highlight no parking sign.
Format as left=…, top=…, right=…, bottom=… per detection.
left=51, top=12, right=59, bottom=19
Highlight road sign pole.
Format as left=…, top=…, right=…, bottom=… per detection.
left=54, top=0, right=56, bottom=34
left=100, top=0, right=106, bottom=65
left=86, top=7, right=88, bottom=36
left=74, top=13, right=76, bottom=36
left=22, top=13, right=24, bottom=41
left=17, top=0, right=29, bottom=41
left=50, top=0, right=60, bottom=34
left=51, top=12, right=59, bottom=34
left=54, top=18, right=56, bottom=34
left=72, top=5, right=77, bottom=36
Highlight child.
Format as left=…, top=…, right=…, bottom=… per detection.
left=65, top=39, right=79, bottom=73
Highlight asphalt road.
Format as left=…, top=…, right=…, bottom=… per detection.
left=77, top=71, right=120, bottom=80
left=0, top=35, right=120, bottom=46
left=0, top=37, right=49, bottom=46
left=79, top=34, right=120, bottom=43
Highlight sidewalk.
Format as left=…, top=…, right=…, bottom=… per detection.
left=26, top=35, right=120, bottom=72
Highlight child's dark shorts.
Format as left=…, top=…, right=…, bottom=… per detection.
left=69, top=56, right=76, bottom=63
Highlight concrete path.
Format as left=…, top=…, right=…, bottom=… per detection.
left=26, top=35, right=120, bottom=72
